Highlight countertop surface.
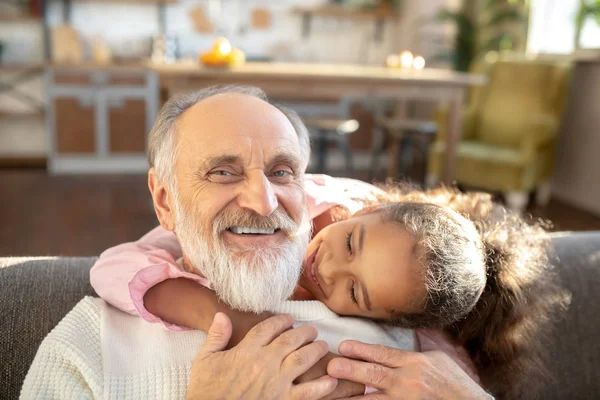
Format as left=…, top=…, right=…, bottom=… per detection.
left=151, top=60, right=487, bottom=86
left=45, top=60, right=486, bottom=86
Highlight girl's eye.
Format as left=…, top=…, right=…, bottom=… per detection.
left=349, top=282, right=358, bottom=304
left=345, top=231, right=353, bottom=254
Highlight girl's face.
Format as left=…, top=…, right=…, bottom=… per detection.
left=298, top=211, right=426, bottom=319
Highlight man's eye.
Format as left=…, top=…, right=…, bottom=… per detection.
left=273, top=170, right=290, bottom=177
left=213, top=170, right=232, bottom=176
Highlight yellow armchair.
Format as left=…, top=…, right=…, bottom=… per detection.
left=427, top=60, right=570, bottom=211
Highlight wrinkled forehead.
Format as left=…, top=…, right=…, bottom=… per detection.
left=174, top=93, right=301, bottom=167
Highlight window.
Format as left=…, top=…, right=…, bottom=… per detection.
left=527, top=0, right=600, bottom=54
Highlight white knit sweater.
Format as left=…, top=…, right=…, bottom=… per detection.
left=21, top=297, right=415, bottom=399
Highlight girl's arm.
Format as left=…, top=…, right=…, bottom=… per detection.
left=143, top=277, right=273, bottom=347
left=90, top=225, right=208, bottom=330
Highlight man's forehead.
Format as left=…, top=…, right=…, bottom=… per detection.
left=176, top=93, right=299, bottom=145
left=174, top=93, right=301, bottom=166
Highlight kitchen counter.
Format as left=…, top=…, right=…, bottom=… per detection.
left=46, top=61, right=486, bottom=182
left=151, top=60, right=486, bottom=87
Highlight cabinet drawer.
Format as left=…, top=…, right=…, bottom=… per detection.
left=55, top=97, right=95, bottom=153
left=108, top=98, right=147, bottom=153
left=53, top=72, right=94, bottom=86
left=108, top=74, right=147, bottom=86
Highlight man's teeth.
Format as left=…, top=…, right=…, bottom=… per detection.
left=229, top=227, right=276, bottom=235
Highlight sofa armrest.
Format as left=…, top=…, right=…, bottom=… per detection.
left=434, top=105, right=477, bottom=143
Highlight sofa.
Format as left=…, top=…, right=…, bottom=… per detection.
left=2, top=232, right=600, bottom=399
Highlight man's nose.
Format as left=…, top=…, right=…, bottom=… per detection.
left=237, top=173, right=278, bottom=216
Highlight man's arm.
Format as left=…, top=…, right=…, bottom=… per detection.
left=21, top=343, right=96, bottom=399
left=21, top=298, right=103, bottom=399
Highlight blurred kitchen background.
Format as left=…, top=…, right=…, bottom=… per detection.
left=1, top=0, right=600, bottom=255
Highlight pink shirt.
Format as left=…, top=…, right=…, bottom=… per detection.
left=90, top=173, right=480, bottom=383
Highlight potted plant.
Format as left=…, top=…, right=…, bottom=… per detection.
left=575, top=0, right=600, bottom=50
left=433, top=0, right=528, bottom=72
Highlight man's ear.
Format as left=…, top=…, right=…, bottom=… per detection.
left=148, top=167, right=176, bottom=231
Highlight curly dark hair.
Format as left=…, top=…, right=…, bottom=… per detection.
left=333, top=184, right=571, bottom=398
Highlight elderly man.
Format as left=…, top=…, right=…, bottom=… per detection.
left=22, top=86, right=490, bottom=399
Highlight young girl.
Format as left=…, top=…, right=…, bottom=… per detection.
left=91, top=175, right=566, bottom=398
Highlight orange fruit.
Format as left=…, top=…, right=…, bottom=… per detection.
left=227, top=48, right=246, bottom=67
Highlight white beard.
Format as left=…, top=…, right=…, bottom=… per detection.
left=174, top=199, right=311, bottom=313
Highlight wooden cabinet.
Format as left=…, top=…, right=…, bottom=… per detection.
left=108, top=97, right=147, bottom=153
left=54, top=96, right=96, bottom=153
left=47, top=66, right=158, bottom=173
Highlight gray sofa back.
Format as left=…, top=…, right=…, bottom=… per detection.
left=1, top=232, right=600, bottom=399
left=1, top=257, right=97, bottom=400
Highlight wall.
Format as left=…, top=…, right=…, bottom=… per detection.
left=552, top=60, right=600, bottom=216
left=1, top=0, right=457, bottom=65
left=0, top=0, right=456, bottom=158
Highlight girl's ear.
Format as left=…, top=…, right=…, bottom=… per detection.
left=352, top=205, right=379, bottom=218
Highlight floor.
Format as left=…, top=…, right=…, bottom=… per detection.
left=2, top=168, right=600, bottom=257
left=1, top=170, right=158, bottom=256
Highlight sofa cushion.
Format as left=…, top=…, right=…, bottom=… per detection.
left=0, top=257, right=97, bottom=400
left=540, top=232, right=600, bottom=399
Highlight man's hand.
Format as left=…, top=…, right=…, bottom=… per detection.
left=326, top=340, right=493, bottom=400
left=295, top=352, right=365, bottom=400
left=187, top=312, right=338, bottom=400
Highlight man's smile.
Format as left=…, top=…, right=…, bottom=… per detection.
left=222, top=227, right=286, bottom=249
left=227, top=226, right=280, bottom=235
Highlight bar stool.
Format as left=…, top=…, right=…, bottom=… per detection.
left=370, top=117, right=437, bottom=182
left=303, top=117, right=359, bottom=173
left=275, top=98, right=361, bottom=174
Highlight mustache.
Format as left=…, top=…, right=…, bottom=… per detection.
left=213, top=207, right=300, bottom=236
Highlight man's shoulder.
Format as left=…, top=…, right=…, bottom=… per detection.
left=48, top=296, right=101, bottom=328
left=42, top=296, right=103, bottom=358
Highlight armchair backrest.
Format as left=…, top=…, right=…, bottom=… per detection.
left=470, top=60, right=570, bottom=147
